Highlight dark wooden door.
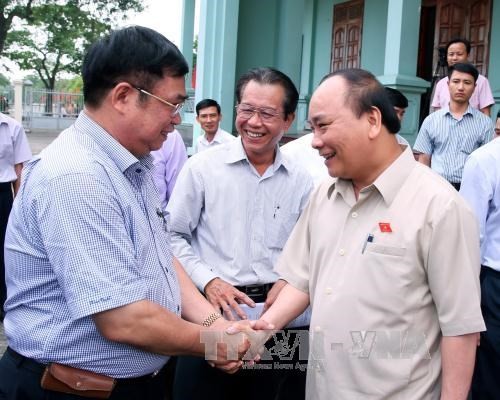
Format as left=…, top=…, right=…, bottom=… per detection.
left=434, top=0, right=491, bottom=75
left=330, top=0, right=364, bottom=72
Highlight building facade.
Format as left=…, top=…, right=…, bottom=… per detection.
left=181, top=0, right=500, bottom=146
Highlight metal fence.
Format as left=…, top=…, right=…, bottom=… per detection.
left=28, top=88, right=83, bottom=117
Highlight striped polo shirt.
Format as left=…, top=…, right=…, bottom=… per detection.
left=413, top=105, right=493, bottom=183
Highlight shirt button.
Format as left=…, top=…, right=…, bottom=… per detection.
left=339, top=249, right=345, bottom=256
left=325, top=287, right=332, bottom=295
left=351, top=212, right=358, bottom=218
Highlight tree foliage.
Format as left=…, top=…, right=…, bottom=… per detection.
left=1, top=0, right=143, bottom=90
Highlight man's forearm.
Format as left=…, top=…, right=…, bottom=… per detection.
left=259, top=283, right=309, bottom=329
left=440, top=333, right=479, bottom=400
left=173, top=257, right=221, bottom=325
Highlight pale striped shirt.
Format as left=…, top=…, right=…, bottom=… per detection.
left=166, top=137, right=313, bottom=290
left=414, top=105, right=493, bottom=183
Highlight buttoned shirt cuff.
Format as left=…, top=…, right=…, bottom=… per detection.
left=440, top=316, right=486, bottom=337
left=190, top=267, right=219, bottom=292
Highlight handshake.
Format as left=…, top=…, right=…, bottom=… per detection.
left=200, top=319, right=277, bottom=374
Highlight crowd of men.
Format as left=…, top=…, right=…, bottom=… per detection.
left=0, top=27, right=498, bottom=400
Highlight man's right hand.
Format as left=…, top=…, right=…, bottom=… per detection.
left=204, top=278, right=255, bottom=321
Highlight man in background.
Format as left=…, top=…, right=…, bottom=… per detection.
left=151, top=128, right=187, bottom=209
left=194, top=98, right=234, bottom=153
left=431, top=37, right=494, bottom=116
left=0, top=112, right=32, bottom=321
left=460, top=134, right=500, bottom=399
left=414, top=62, right=493, bottom=190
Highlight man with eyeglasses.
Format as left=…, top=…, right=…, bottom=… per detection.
left=167, top=67, right=313, bottom=399
left=0, top=26, right=257, bottom=400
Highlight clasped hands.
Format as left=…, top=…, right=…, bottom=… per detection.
left=201, top=317, right=276, bottom=374
left=201, top=278, right=287, bottom=374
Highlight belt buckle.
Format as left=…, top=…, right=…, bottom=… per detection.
left=246, top=285, right=264, bottom=296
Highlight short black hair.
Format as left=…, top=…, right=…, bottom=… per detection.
left=82, top=25, right=188, bottom=107
left=496, top=109, right=500, bottom=119
left=448, top=62, right=479, bottom=83
left=320, top=69, right=400, bottom=134
left=196, top=99, right=221, bottom=115
left=385, top=87, right=408, bottom=109
left=235, top=67, right=299, bottom=118
left=446, top=38, right=471, bottom=55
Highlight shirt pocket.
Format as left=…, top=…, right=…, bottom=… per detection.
left=267, top=211, right=300, bottom=249
left=460, top=140, right=479, bottom=156
left=366, top=243, right=406, bottom=257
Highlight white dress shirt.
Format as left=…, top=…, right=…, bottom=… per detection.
left=460, top=139, right=500, bottom=271
left=194, top=128, right=235, bottom=153
left=166, top=138, right=313, bottom=290
left=0, top=113, right=32, bottom=182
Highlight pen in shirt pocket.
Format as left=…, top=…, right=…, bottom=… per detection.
left=361, top=233, right=374, bottom=254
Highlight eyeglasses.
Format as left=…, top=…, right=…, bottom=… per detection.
left=134, top=86, right=184, bottom=116
left=235, top=104, right=283, bottom=122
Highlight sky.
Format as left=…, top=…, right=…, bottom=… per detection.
left=127, top=0, right=185, bottom=46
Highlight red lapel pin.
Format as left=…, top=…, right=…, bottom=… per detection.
left=378, top=222, right=392, bottom=233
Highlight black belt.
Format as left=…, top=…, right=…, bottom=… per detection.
left=6, top=347, right=164, bottom=386
left=235, top=283, right=274, bottom=302
left=449, top=181, right=461, bottom=191
left=0, top=182, right=13, bottom=192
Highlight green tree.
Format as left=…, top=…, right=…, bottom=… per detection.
left=0, top=71, right=9, bottom=86
left=0, top=0, right=142, bottom=56
left=5, top=3, right=109, bottom=91
left=4, top=1, right=141, bottom=112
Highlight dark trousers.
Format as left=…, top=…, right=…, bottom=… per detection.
left=0, top=348, right=170, bottom=400
left=173, top=328, right=308, bottom=400
left=471, top=266, right=500, bottom=400
left=0, top=182, right=14, bottom=319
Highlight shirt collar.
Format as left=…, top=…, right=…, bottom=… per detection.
left=75, top=111, right=153, bottom=173
left=224, top=136, right=289, bottom=172
left=327, top=146, right=416, bottom=206
left=443, top=104, right=475, bottom=118
left=0, top=112, right=11, bottom=125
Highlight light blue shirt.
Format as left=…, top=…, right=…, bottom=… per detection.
left=460, top=139, right=500, bottom=271
left=167, top=137, right=313, bottom=290
left=4, top=112, right=181, bottom=378
left=413, top=105, right=493, bottom=183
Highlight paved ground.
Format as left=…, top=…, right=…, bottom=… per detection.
left=1, top=129, right=60, bottom=356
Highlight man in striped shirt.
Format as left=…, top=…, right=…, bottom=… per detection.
left=414, top=62, right=493, bottom=190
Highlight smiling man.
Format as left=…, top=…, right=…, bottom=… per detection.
left=256, top=68, right=485, bottom=400
left=414, top=62, right=493, bottom=190
left=194, top=98, right=235, bottom=153
left=167, top=67, right=313, bottom=399
left=0, top=26, right=254, bottom=400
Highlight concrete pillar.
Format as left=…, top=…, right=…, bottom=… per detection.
left=181, top=0, right=196, bottom=90
left=13, top=79, right=23, bottom=124
left=378, top=0, right=429, bottom=143
left=195, top=0, right=240, bottom=144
